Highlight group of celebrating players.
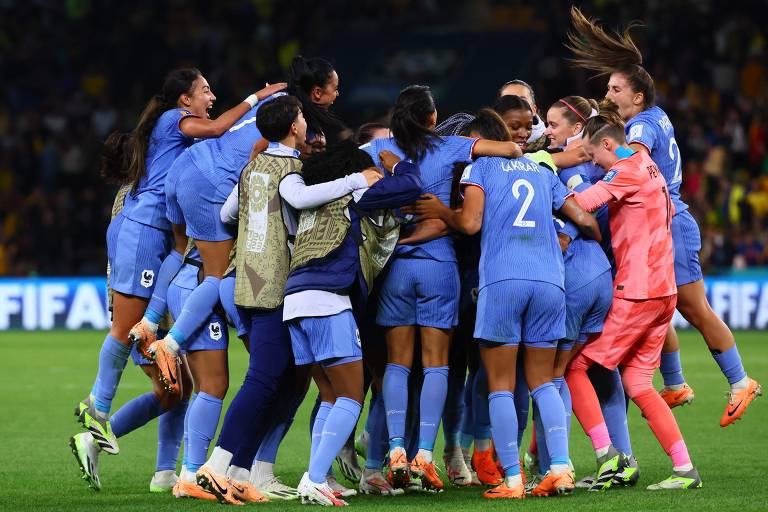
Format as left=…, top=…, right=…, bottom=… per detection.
left=68, top=7, right=761, bottom=505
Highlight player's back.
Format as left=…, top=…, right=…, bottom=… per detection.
left=607, top=151, right=675, bottom=299
left=461, top=156, right=569, bottom=290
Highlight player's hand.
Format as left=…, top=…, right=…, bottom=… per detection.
left=558, top=232, right=572, bottom=253
left=510, top=142, right=523, bottom=158
left=403, top=193, right=448, bottom=220
left=249, top=138, right=269, bottom=161
left=362, top=167, right=384, bottom=186
left=256, top=82, right=288, bottom=100
left=398, top=218, right=448, bottom=244
left=378, top=150, right=401, bottom=173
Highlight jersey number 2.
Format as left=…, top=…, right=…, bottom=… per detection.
left=668, top=137, right=682, bottom=184
left=512, top=179, right=535, bottom=228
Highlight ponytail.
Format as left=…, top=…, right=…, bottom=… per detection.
left=100, top=131, right=132, bottom=184
left=287, top=55, right=343, bottom=136
left=584, top=99, right=626, bottom=143
left=390, top=85, right=438, bottom=162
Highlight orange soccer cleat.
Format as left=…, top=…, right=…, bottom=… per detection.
left=720, top=378, right=762, bottom=427
left=128, top=319, right=157, bottom=360
left=386, top=447, right=410, bottom=489
left=530, top=470, right=575, bottom=497
left=229, top=480, right=270, bottom=503
left=409, top=453, right=444, bottom=492
left=471, top=448, right=503, bottom=486
left=172, top=479, right=217, bottom=501
left=659, top=384, right=695, bottom=409
left=483, top=480, right=525, bottom=499
left=150, top=338, right=181, bottom=394
left=196, top=464, right=243, bottom=505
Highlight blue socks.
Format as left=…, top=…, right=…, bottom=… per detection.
left=488, top=391, right=520, bottom=476
left=157, top=399, right=188, bottom=471
left=311, top=402, right=333, bottom=462
left=712, top=345, right=747, bottom=385
left=366, top=393, right=388, bottom=470
left=530, top=382, right=569, bottom=467
left=460, top=372, right=475, bottom=451
left=186, top=392, right=222, bottom=472
left=145, top=250, right=184, bottom=323
left=442, top=366, right=465, bottom=447
left=419, top=366, right=448, bottom=451
left=309, top=398, right=362, bottom=484
left=553, top=377, right=572, bottom=438
left=182, top=393, right=196, bottom=469
left=660, top=351, right=686, bottom=386
left=514, top=363, right=530, bottom=447
left=591, top=366, right=633, bottom=455
left=473, top=367, right=492, bottom=440
left=168, top=276, right=221, bottom=346
left=383, top=363, right=410, bottom=450
left=93, top=335, right=132, bottom=413
left=110, top=391, right=163, bottom=437
left=533, top=406, right=550, bottom=472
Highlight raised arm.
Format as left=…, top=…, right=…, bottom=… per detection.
left=558, top=196, right=601, bottom=242
left=472, top=139, right=523, bottom=159
left=551, top=146, right=590, bottom=168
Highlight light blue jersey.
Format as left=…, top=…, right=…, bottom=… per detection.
left=625, top=105, right=688, bottom=214
left=461, top=156, right=570, bottom=290
left=361, top=135, right=477, bottom=262
left=186, top=93, right=283, bottom=185
left=123, top=108, right=196, bottom=230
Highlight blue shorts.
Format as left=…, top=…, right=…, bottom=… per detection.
left=165, top=151, right=192, bottom=226
left=168, top=263, right=229, bottom=352
left=474, top=279, right=565, bottom=347
left=175, top=161, right=236, bottom=242
left=671, top=210, right=703, bottom=286
left=566, top=270, right=613, bottom=344
left=377, top=257, right=460, bottom=329
left=288, top=310, right=363, bottom=366
left=107, top=212, right=172, bottom=299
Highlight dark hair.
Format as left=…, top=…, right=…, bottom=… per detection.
left=256, top=96, right=303, bottom=142
left=100, top=131, right=132, bottom=184
left=493, top=94, right=533, bottom=117
left=391, top=85, right=439, bottom=162
left=288, top=55, right=343, bottom=136
left=355, top=122, right=389, bottom=145
left=498, top=79, right=536, bottom=105
left=118, top=68, right=200, bottom=190
left=301, top=139, right=374, bottom=186
left=551, top=95, right=599, bottom=126
left=566, top=6, right=655, bottom=109
left=583, top=99, right=626, bottom=143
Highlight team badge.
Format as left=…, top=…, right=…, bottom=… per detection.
left=140, top=269, right=155, bottom=288
left=209, top=322, right=222, bottom=341
left=602, top=170, right=619, bottom=183
left=628, top=124, right=643, bottom=141
left=355, top=328, right=361, bottom=347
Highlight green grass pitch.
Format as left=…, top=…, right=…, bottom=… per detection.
left=1, top=329, right=765, bottom=511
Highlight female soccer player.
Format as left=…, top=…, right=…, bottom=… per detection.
left=568, top=106, right=702, bottom=490
left=412, top=143, right=600, bottom=499
left=283, top=142, right=422, bottom=506
left=567, top=6, right=760, bottom=425
left=288, top=55, right=345, bottom=144
left=361, top=85, right=523, bottom=491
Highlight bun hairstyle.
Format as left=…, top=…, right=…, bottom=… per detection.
left=104, top=67, right=200, bottom=189
left=301, top=139, right=375, bottom=186
left=390, top=85, right=439, bottom=162
left=288, top=55, right=343, bottom=136
left=583, top=98, right=626, bottom=143
left=566, top=6, right=655, bottom=109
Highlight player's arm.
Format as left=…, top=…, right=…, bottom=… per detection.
left=398, top=219, right=450, bottom=245
left=629, top=142, right=648, bottom=154
left=180, top=83, right=288, bottom=139
left=552, top=146, right=589, bottom=167
left=408, top=187, right=484, bottom=235
left=558, top=197, right=601, bottom=242
left=472, top=139, right=523, bottom=159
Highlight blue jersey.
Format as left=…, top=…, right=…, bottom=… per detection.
left=361, top=135, right=477, bottom=262
left=461, top=156, right=570, bottom=289
left=187, top=93, right=282, bottom=185
left=625, top=105, right=688, bottom=214
left=123, top=108, right=196, bottom=230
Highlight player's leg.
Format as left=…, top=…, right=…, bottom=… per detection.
left=659, top=325, right=694, bottom=407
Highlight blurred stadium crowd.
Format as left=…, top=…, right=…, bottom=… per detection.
left=1, top=0, right=766, bottom=276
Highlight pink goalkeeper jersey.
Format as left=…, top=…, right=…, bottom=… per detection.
left=575, top=150, right=676, bottom=300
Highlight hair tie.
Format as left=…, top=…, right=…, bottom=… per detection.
left=559, top=99, right=587, bottom=123
left=589, top=108, right=598, bottom=119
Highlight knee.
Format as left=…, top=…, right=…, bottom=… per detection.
left=199, top=378, right=228, bottom=400
left=620, top=367, right=654, bottom=399
left=677, top=297, right=712, bottom=328
left=158, top=390, right=181, bottom=411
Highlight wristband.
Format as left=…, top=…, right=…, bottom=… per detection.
left=244, top=94, right=258, bottom=108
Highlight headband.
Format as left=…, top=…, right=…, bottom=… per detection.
left=559, top=99, right=587, bottom=123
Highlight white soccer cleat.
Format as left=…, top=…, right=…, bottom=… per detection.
left=149, top=469, right=178, bottom=493
left=336, top=445, right=363, bottom=484
left=298, top=472, right=348, bottom=506
left=327, top=475, right=357, bottom=497
left=255, top=476, right=300, bottom=500
left=359, top=469, right=405, bottom=496
left=69, top=432, right=101, bottom=491
left=443, top=447, right=472, bottom=487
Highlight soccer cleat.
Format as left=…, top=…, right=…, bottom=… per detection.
left=74, top=395, right=92, bottom=419
left=614, top=454, right=640, bottom=486
left=523, top=450, right=540, bottom=478
left=524, top=472, right=542, bottom=494
left=720, top=378, right=762, bottom=427
left=128, top=318, right=157, bottom=359
left=589, top=445, right=622, bottom=491
left=647, top=468, right=702, bottom=490
left=230, top=480, right=270, bottom=503
left=575, top=473, right=595, bottom=489
left=78, top=403, right=119, bottom=454
left=336, top=444, right=363, bottom=484
left=483, top=480, right=525, bottom=499
left=531, top=470, right=575, bottom=497
left=355, top=431, right=369, bottom=460
left=359, top=469, right=405, bottom=496
left=659, top=384, right=695, bottom=409
left=196, top=464, right=243, bottom=505
left=69, top=433, right=101, bottom=491
left=298, top=472, right=348, bottom=506
left=444, top=448, right=472, bottom=487
left=149, top=470, right=178, bottom=493
left=255, top=476, right=299, bottom=500
left=172, top=478, right=217, bottom=500
left=327, top=475, right=357, bottom=497
left=409, top=454, right=444, bottom=492
left=149, top=338, right=181, bottom=394
left=471, top=448, right=503, bottom=486
left=386, top=447, right=409, bottom=489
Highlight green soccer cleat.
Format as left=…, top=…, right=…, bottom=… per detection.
left=149, top=470, right=178, bottom=493
left=74, top=395, right=92, bottom=419
left=647, top=468, right=702, bottom=490
left=614, top=453, right=640, bottom=486
left=78, top=403, right=119, bottom=454
left=589, top=445, right=622, bottom=491
left=69, top=433, right=101, bottom=491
